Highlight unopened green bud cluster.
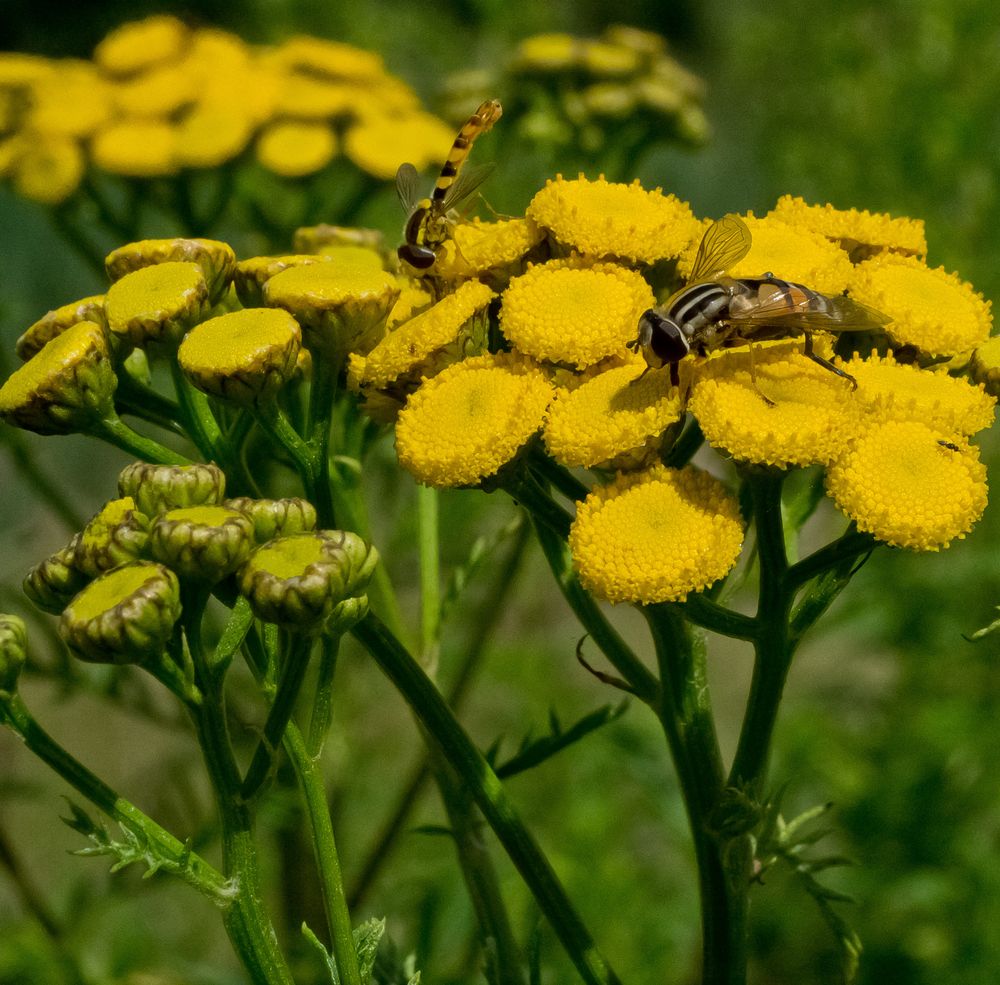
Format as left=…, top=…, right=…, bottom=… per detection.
left=0, top=615, right=28, bottom=692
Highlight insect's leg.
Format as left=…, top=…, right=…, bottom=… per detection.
left=748, top=342, right=776, bottom=406
left=803, top=332, right=857, bottom=389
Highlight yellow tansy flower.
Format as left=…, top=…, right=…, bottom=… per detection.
left=826, top=421, right=988, bottom=551
left=838, top=353, right=996, bottom=436
left=110, top=62, right=196, bottom=118
left=269, top=36, right=385, bottom=82
left=569, top=464, right=745, bottom=604
left=105, top=261, right=209, bottom=347
left=850, top=254, right=992, bottom=356
left=256, top=120, right=337, bottom=178
left=543, top=359, right=683, bottom=469
left=174, top=105, right=254, bottom=169
left=689, top=353, right=858, bottom=468
left=969, top=335, right=1000, bottom=397
left=105, top=238, right=236, bottom=304
left=500, top=259, right=655, bottom=368
left=768, top=195, right=927, bottom=260
left=353, top=280, right=494, bottom=388
left=513, top=34, right=583, bottom=72
left=92, top=120, right=177, bottom=177
left=680, top=214, right=854, bottom=297
left=233, top=255, right=330, bottom=308
left=16, top=296, right=106, bottom=361
left=344, top=112, right=455, bottom=180
left=93, top=15, right=189, bottom=77
left=273, top=75, right=359, bottom=120
left=527, top=175, right=698, bottom=262
left=581, top=40, right=641, bottom=77
left=11, top=135, right=84, bottom=205
left=395, top=354, right=553, bottom=488
left=28, top=62, right=112, bottom=138
left=433, top=218, right=545, bottom=281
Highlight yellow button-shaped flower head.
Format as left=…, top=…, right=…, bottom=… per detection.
left=264, top=262, right=400, bottom=364
left=256, top=120, right=337, bottom=178
left=0, top=321, right=116, bottom=435
left=826, top=421, right=988, bottom=551
left=27, top=63, right=111, bottom=138
left=149, top=505, right=255, bottom=583
left=224, top=497, right=318, bottom=543
left=432, top=218, right=545, bottom=283
left=16, top=295, right=106, bottom=361
left=94, top=15, right=189, bottom=77
left=768, top=196, right=927, bottom=261
left=689, top=353, right=858, bottom=468
left=513, top=33, right=583, bottom=72
left=839, top=354, right=996, bottom=436
left=11, top=135, right=85, bottom=205
left=354, top=280, right=494, bottom=389
left=92, top=120, right=177, bottom=178
left=0, top=614, right=27, bottom=692
left=178, top=309, right=302, bottom=406
left=174, top=104, right=254, bottom=170
left=118, top=461, right=226, bottom=517
left=969, top=335, right=1000, bottom=397
left=293, top=224, right=385, bottom=255
left=850, top=254, right=992, bottom=357
left=344, top=112, right=455, bottom=179
left=569, top=464, right=745, bottom=604
left=395, top=353, right=553, bottom=488
left=501, top=259, right=654, bottom=368
left=60, top=561, right=181, bottom=666
left=544, top=360, right=683, bottom=468
left=238, top=530, right=378, bottom=631
left=74, top=496, right=151, bottom=578
left=23, top=536, right=89, bottom=615
left=105, top=261, right=209, bottom=347
left=106, top=238, right=236, bottom=305
left=270, top=35, right=386, bottom=82
left=234, top=255, right=331, bottom=308
left=527, top=175, right=698, bottom=262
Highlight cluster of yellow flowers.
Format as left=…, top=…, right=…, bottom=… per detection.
left=1, top=174, right=996, bottom=611
left=442, top=25, right=708, bottom=157
left=0, top=14, right=455, bottom=205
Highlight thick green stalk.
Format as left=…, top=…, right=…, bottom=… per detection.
left=91, top=414, right=192, bottom=465
left=169, top=360, right=225, bottom=462
left=351, top=613, right=622, bottom=985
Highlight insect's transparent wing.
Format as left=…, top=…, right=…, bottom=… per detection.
left=395, top=162, right=422, bottom=214
left=441, top=162, right=496, bottom=213
left=729, top=291, right=892, bottom=333
left=689, top=214, right=752, bottom=284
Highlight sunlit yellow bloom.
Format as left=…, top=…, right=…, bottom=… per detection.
left=174, top=105, right=254, bottom=169
left=178, top=308, right=302, bottom=405
left=269, top=36, right=386, bottom=82
left=106, top=238, right=236, bottom=304
left=110, top=62, right=196, bottom=118
left=838, top=354, right=996, bottom=436
left=11, top=135, right=84, bottom=205
left=94, top=14, right=189, bottom=77
left=256, top=120, right=337, bottom=178
left=569, top=464, right=744, bottom=604
left=272, top=75, right=360, bottom=120
left=16, top=295, right=106, bottom=361
left=501, top=259, right=654, bottom=368
left=192, top=33, right=279, bottom=124
left=233, top=255, right=330, bottom=308
left=386, top=285, right=434, bottom=329
left=581, top=40, right=641, bottom=76
left=689, top=353, right=858, bottom=468
left=293, top=224, right=385, bottom=254
left=105, top=261, right=209, bottom=347
left=527, top=175, right=698, bottom=262
left=395, top=353, right=552, bottom=488
left=27, top=62, right=112, bottom=138
left=0, top=53, right=53, bottom=88
left=768, top=195, right=927, bottom=260
left=513, top=34, right=582, bottom=72
left=344, top=112, right=455, bottom=179
left=826, top=421, right=988, bottom=551
left=680, top=214, right=854, bottom=297
left=316, top=245, right=386, bottom=272
left=850, top=254, right=992, bottom=356
left=969, top=335, right=1000, bottom=397
left=544, top=359, right=683, bottom=468
left=92, top=120, right=177, bottom=177
left=353, top=280, right=494, bottom=388
left=433, top=218, right=545, bottom=281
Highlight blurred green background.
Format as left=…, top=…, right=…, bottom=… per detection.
left=2, top=1, right=1000, bottom=984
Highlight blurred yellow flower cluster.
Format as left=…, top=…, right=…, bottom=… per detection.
left=442, top=24, right=708, bottom=166
left=0, top=14, right=454, bottom=204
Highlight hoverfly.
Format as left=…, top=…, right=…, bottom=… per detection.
left=631, top=214, right=891, bottom=389
left=395, top=99, right=503, bottom=270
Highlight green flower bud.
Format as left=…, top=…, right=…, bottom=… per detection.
left=23, top=535, right=89, bottom=614
left=177, top=309, right=302, bottom=406
left=238, top=531, right=378, bottom=631
left=969, top=336, right=1000, bottom=398
left=0, top=321, right=117, bottom=435
left=223, top=497, right=317, bottom=542
left=118, top=461, right=226, bottom=516
left=0, top=614, right=28, bottom=692
left=122, top=347, right=152, bottom=386
left=15, top=295, right=107, bottom=361
left=149, top=505, right=255, bottom=583
left=326, top=594, right=370, bottom=635
left=74, top=497, right=151, bottom=577
left=105, top=238, right=237, bottom=305
left=59, top=561, right=181, bottom=665
left=264, top=264, right=400, bottom=365
left=105, top=261, right=210, bottom=348
left=233, top=255, right=330, bottom=308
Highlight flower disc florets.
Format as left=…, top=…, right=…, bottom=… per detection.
left=74, top=497, right=151, bottom=577
left=569, top=464, right=745, bottom=604
left=105, top=261, right=210, bottom=348
left=105, top=238, right=237, bottom=305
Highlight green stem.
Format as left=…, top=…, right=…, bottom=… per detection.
left=307, top=358, right=338, bottom=528
left=351, top=613, right=622, bottom=985
left=254, top=404, right=320, bottom=496
left=307, top=635, right=340, bottom=757
left=89, top=414, right=192, bottom=465
left=170, top=360, right=225, bottom=463
left=115, top=375, right=185, bottom=436
left=418, top=484, right=440, bottom=664
left=0, top=693, right=229, bottom=902
left=680, top=594, right=759, bottom=642
left=785, top=529, right=875, bottom=589
left=662, top=417, right=705, bottom=468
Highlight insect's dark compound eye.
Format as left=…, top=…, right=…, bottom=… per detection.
left=641, top=311, right=690, bottom=364
left=397, top=244, right=437, bottom=269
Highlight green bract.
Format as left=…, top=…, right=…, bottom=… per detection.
left=223, top=497, right=318, bottom=543
left=149, top=505, right=255, bottom=582
left=118, top=461, right=226, bottom=516
left=73, top=496, right=151, bottom=577
left=23, top=536, right=89, bottom=615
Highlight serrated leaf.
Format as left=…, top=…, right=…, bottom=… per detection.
left=354, top=917, right=386, bottom=985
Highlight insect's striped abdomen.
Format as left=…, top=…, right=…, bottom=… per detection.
left=430, top=99, right=502, bottom=205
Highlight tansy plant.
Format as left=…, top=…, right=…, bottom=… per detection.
left=1, top=165, right=998, bottom=985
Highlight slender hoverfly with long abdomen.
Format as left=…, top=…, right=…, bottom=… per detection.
left=395, top=99, right=503, bottom=270
left=630, top=214, right=891, bottom=389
